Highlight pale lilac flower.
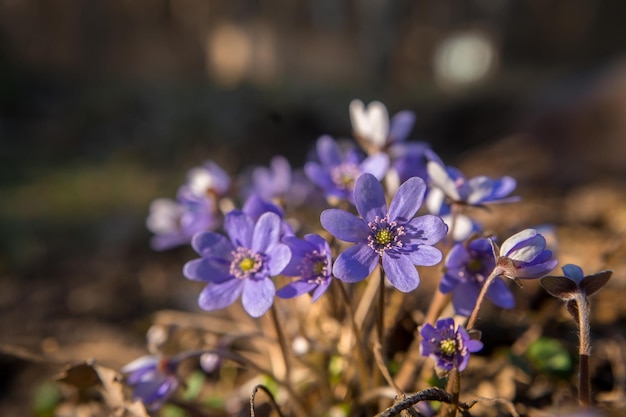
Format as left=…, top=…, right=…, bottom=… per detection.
left=121, top=355, right=180, bottom=411
left=321, top=173, right=447, bottom=292
left=183, top=210, right=291, bottom=317
left=146, top=189, right=217, bottom=251
left=420, top=317, right=483, bottom=372
left=426, top=160, right=518, bottom=207
left=185, top=160, right=231, bottom=199
left=277, top=234, right=333, bottom=302
left=304, top=135, right=389, bottom=203
left=349, top=99, right=416, bottom=155
left=497, top=229, right=558, bottom=280
left=249, top=155, right=292, bottom=201
left=441, top=238, right=514, bottom=316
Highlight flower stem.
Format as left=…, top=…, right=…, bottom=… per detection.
left=575, top=294, right=591, bottom=407
left=378, top=266, right=386, bottom=347
left=466, top=267, right=502, bottom=330
left=335, top=280, right=371, bottom=393
left=269, top=304, right=291, bottom=385
left=445, top=367, right=461, bottom=417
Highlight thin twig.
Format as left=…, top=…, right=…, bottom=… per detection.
left=376, top=387, right=453, bottom=417
left=250, top=384, right=286, bottom=417
left=373, top=341, right=403, bottom=396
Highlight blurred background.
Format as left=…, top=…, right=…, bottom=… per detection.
left=2, top=0, right=626, bottom=414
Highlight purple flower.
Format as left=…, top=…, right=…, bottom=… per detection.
left=121, top=355, right=180, bottom=411
left=321, top=173, right=447, bottom=292
left=426, top=160, right=518, bottom=207
left=249, top=155, right=292, bottom=201
left=277, top=234, right=333, bottom=302
left=183, top=210, right=291, bottom=317
left=441, top=238, right=515, bottom=316
left=497, top=229, right=558, bottom=280
left=420, top=318, right=483, bottom=372
left=304, top=135, right=389, bottom=203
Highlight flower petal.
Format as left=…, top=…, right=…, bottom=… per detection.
left=191, top=232, right=233, bottom=259
left=316, top=135, right=342, bottom=166
left=242, top=278, right=275, bottom=317
left=266, top=243, right=292, bottom=276
left=311, top=279, right=332, bottom=302
left=406, top=215, right=448, bottom=245
left=252, top=212, right=281, bottom=253
left=452, top=282, right=480, bottom=316
left=382, top=254, right=420, bottom=292
left=405, top=245, right=443, bottom=267
left=332, top=244, right=379, bottom=283
left=515, top=258, right=558, bottom=279
left=225, top=210, right=254, bottom=248
left=388, top=110, right=416, bottom=143
left=183, top=258, right=231, bottom=283
left=561, top=264, right=585, bottom=284
left=500, top=229, right=537, bottom=258
left=276, top=280, right=317, bottom=299
left=360, top=153, right=389, bottom=180
left=427, top=161, right=460, bottom=201
left=388, top=176, right=426, bottom=222
left=321, top=209, right=369, bottom=242
left=350, top=100, right=389, bottom=149
left=354, top=173, right=387, bottom=222
left=486, top=278, right=515, bottom=309
left=198, top=279, right=243, bottom=312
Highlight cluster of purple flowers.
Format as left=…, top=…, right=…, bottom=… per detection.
left=134, top=99, right=564, bottom=411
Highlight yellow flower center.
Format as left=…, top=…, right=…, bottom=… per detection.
left=376, top=229, right=393, bottom=246
left=239, top=257, right=255, bottom=272
left=440, top=339, right=457, bottom=356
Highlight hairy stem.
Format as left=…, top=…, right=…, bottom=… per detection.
left=445, top=367, right=461, bottom=417
left=576, top=294, right=591, bottom=407
left=466, top=267, right=502, bottom=330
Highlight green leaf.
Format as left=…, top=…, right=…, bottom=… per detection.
left=182, top=371, right=205, bottom=401
left=33, top=382, right=61, bottom=417
left=526, top=337, right=573, bottom=377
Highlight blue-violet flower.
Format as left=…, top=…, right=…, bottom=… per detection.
left=441, top=238, right=515, bottom=316
left=304, top=135, right=389, bottom=203
left=183, top=210, right=291, bottom=317
left=121, top=355, right=180, bottom=411
left=321, top=173, right=447, bottom=292
left=420, top=317, right=483, bottom=372
left=277, top=234, right=333, bottom=302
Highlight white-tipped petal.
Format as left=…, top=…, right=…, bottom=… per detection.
left=427, top=161, right=460, bottom=201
